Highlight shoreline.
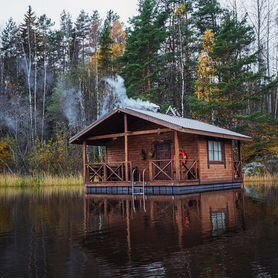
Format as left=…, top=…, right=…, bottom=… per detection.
left=0, top=174, right=83, bottom=187
left=0, top=174, right=277, bottom=187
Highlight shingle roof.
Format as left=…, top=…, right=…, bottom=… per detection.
left=126, top=108, right=251, bottom=141
left=70, top=107, right=251, bottom=144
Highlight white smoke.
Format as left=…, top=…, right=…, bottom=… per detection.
left=57, top=75, right=86, bottom=130
left=100, top=75, right=160, bottom=117
left=0, top=113, right=16, bottom=131
left=60, top=88, right=85, bottom=129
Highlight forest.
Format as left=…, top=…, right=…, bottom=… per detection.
left=0, top=0, right=277, bottom=177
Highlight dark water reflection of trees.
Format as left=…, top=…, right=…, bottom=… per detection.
left=0, top=185, right=278, bottom=277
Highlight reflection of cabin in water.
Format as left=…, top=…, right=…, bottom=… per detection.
left=70, top=108, right=251, bottom=194
left=83, top=190, right=245, bottom=257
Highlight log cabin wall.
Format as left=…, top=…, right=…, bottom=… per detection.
left=127, top=132, right=174, bottom=179
left=106, top=138, right=125, bottom=162
left=198, top=136, right=233, bottom=183
left=106, top=131, right=200, bottom=180
left=105, top=126, right=235, bottom=183
left=179, top=133, right=199, bottom=161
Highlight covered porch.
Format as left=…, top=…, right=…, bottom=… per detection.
left=82, top=123, right=200, bottom=186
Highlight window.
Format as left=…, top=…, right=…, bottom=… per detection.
left=211, top=210, right=227, bottom=236
left=208, top=141, right=223, bottom=162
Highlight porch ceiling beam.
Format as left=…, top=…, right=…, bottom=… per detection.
left=87, top=128, right=171, bottom=141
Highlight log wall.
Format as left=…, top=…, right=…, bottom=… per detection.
left=198, top=136, right=234, bottom=183
left=106, top=131, right=235, bottom=184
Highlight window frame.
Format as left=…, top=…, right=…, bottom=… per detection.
left=207, top=139, right=225, bottom=166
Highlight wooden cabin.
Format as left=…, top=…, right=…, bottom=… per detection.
left=70, top=108, right=251, bottom=194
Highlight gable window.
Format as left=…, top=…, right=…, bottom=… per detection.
left=208, top=141, right=223, bottom=162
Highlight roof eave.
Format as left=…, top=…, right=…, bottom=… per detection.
left=69, top=107, right=252, bottom=144
left=69, top=109, right=122, bottom=144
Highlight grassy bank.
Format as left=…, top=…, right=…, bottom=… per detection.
left=0, top=174, right=83, bottom=187
left=1, top=174, right=277, bottom=187
left=244, top=175, right=278, bottom=184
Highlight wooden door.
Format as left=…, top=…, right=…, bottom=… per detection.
left=155, top=142, right=172, bottom=180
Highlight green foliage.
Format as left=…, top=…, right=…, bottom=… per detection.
left=241, top=113, right=278, bottom=161
left=0, top=139, right=13, bottom=173
left=98, top=10, right=119, bottom=75
left=193, top=0, right=222, bottom=35
left=121, top=0, right=168, bottom=101
left=191, top=12, right=259, bottom=128
left=28, top=127, right=82, bottom=176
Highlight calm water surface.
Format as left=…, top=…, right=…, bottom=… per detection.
left=0, top=184, right=278, bottom=278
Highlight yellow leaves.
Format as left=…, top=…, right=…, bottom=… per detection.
left=195, top=29, right=219, bottom=102
left=90, top=53, right=98, bottom=65
left=268, top=146, right=278, bottom=156
left=173, top=4, right=187, bottom=17
left=28, top=129, right=82, bottom=176
left=112, top=43, right=125, bottom=59
left=111, top=20, right=126, bottom=45
left=90, top=19, right=125, bottom=72
left=202, top=29, right=215, bottom=53
left=0, top=140, right=13, bottom=172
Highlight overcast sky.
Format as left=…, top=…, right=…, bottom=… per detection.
left=0, top=0, right=139, bottom=28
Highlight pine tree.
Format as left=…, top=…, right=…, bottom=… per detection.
left=191, top=12, right=259, bottom=129
left=213, top=13, right=259, bottom=128
left=193, top=0, right=222, bottom=35
left=0, top=18, right=20, bottom=95
left=98, top=10, right=118, bottom=75
left=75, top=10, right=90, bottom=64
left=59, top=10, right=74, bottom=72
left=121, top=0, right=168, bottom=101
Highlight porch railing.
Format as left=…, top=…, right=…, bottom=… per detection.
left=179, top=159, right=199, bottom=181
left=86, top=162, right=132, bottom=183
left=149, top=159, right=199, bottom=181
left=149, top=159, right=174, bottom=181
left=233, top=161, right=242, bottom=179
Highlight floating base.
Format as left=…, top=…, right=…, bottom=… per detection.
left=86, top=182, right=242, bottom=195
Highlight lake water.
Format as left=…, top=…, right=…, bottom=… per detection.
left=0, top=184, right=278, bottom=278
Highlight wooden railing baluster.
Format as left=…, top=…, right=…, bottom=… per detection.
left=233, top=161, right=242, bottom=179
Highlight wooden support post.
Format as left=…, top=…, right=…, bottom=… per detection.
left=196, top=135, right=201, bottom=184
left=149, top=161, right=153, bottom=181
left=238, top=140, right=242, bottom=178
left=103, top=164, right=107, bottom=182
left=124, top=114, right=129, bottom=181
left=174, top=131, right=181, bottom=180
left=83, top=141, right=87, bottom=183
left=238, top=140, right=241, bottom=161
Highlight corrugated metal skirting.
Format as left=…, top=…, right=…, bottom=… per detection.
left=86, top=183, right=242, bottom=195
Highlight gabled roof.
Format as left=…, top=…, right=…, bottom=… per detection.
left=69, top=107, right=251, bottom=144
